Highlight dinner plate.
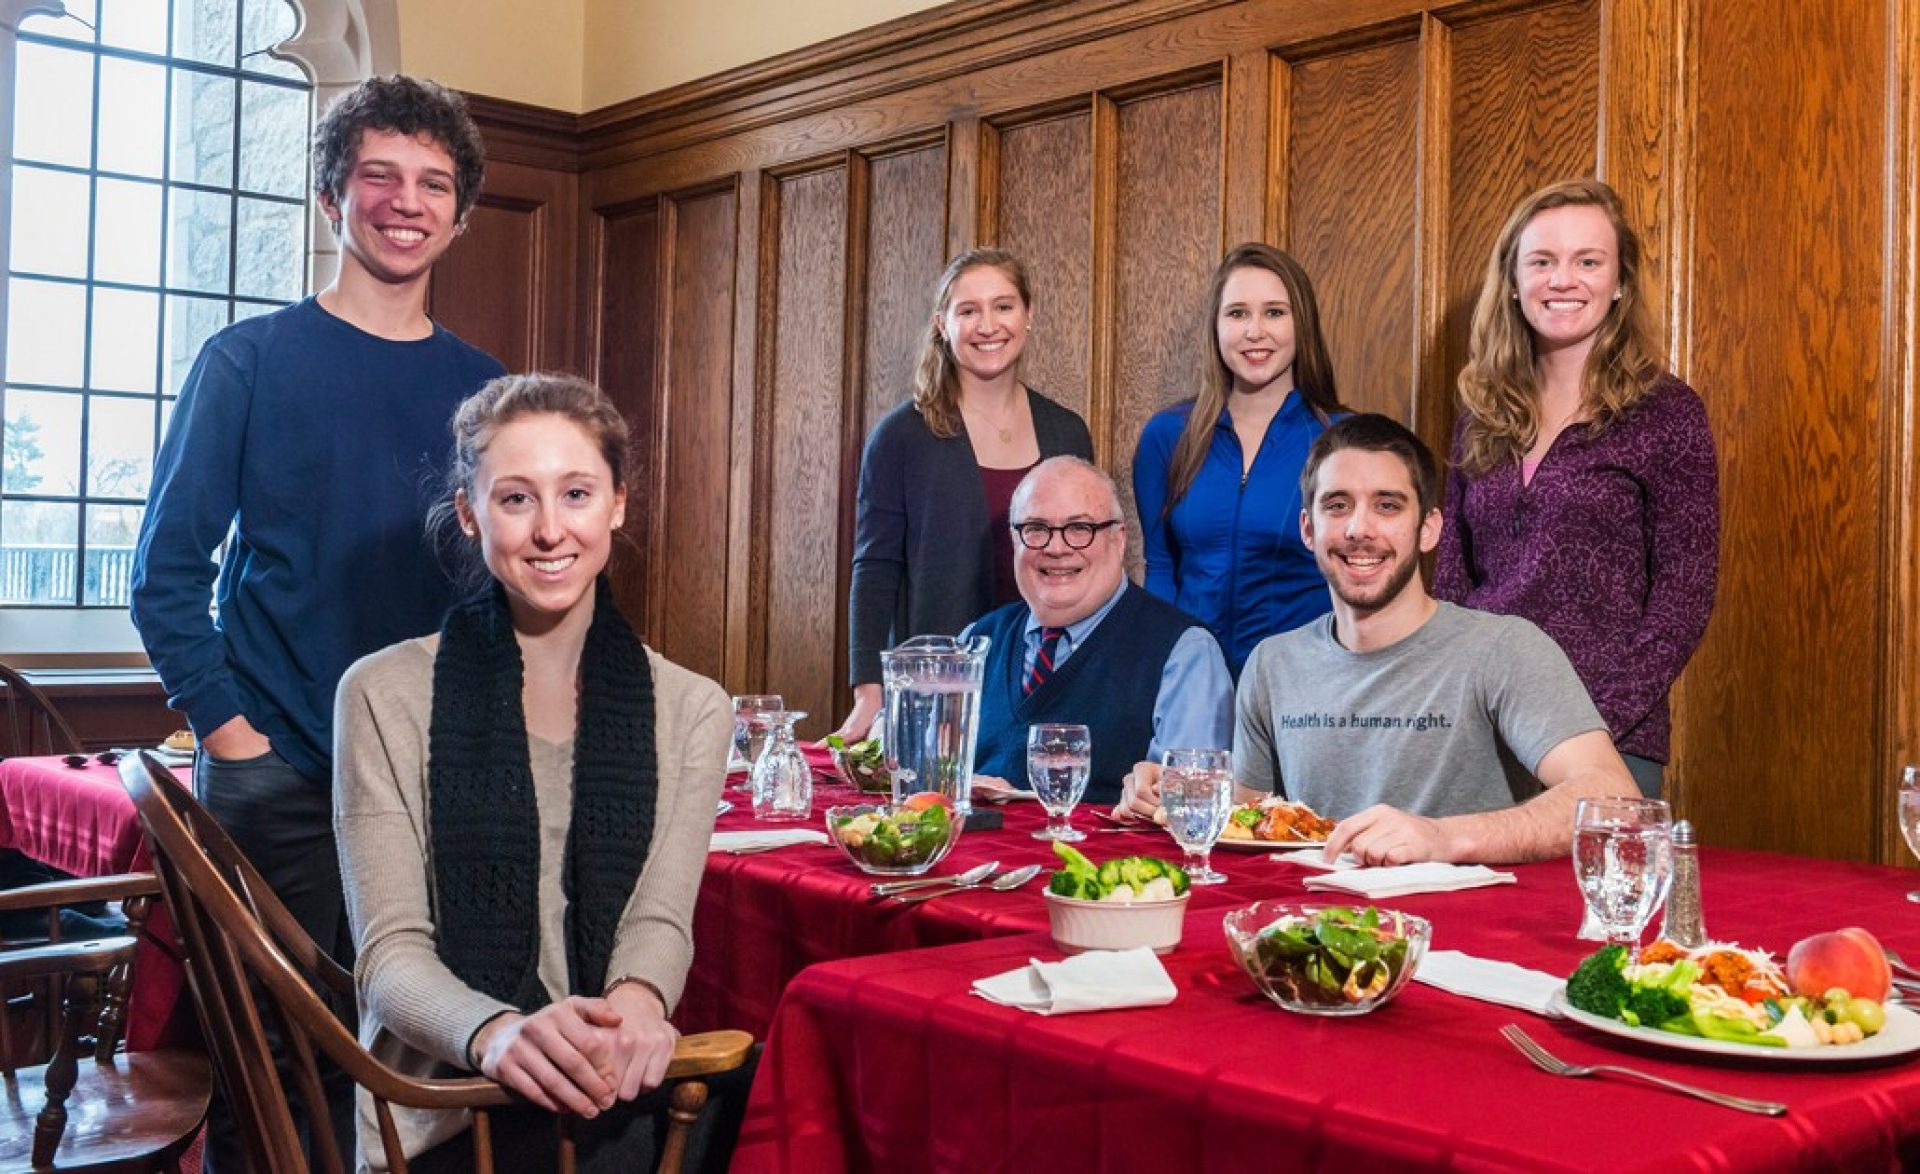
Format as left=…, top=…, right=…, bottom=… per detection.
left=1215, top=836, right=1327, bottom=852
left=1549, top=990, right=1920, bottom=1063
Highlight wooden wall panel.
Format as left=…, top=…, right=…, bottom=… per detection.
left=1284, top=37, right=1421, bottom=421
left=764, top=168, right=851, bottom=739
left=993, top=111, right=1095, bottom=420
left=1441, top=2, right=1600, bottom=448
left=592, top=203, right=661, bottom=632
left=653, top=190, right=739, bottom=681
left=1109, top=82, right=1222, bottom=574
left=858, top=146, right=950, bottom=433
left=1677, top=0, right=1888, bottom=860
left=429, top=158, right=582, bottom=374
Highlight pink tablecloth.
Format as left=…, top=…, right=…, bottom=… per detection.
left=732, top=846, right=1920, bottom=1172
left=0, top=754, right=192, bottom=1051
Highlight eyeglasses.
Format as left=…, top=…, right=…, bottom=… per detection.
left=1010, top=519, right=1122, bottom=550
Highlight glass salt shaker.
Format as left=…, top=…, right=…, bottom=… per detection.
left=750, top=710, right=812, bottom=821
left=1658, top=819, right=1705, bottom=948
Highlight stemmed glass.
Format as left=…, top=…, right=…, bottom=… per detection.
left=730, top=694, right=784, bottom=788
left=750, top=710, right=811, bottom=821
left=1160, top=748, right=1234, bottom=885
left=1572, top=797, right=1674, bottom=954
left=1898, top=765, right=1920, bottom=902
left=1026, top=724, right=1091, bottom=842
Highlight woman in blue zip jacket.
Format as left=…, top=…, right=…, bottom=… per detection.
left=1132, top=243, right=1343, bottom=673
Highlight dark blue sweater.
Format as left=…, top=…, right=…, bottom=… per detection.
left=971, top=586, right=1194, bottom=807
left=131, top=298, right=504, bottom=782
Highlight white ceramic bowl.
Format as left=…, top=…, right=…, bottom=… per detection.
left=1044, top=890, right=1190, bottom=955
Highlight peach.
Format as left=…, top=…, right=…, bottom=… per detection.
left=1785, top=927, right=1892, bottom=1001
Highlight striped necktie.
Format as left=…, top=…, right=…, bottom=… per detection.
left=1025, top=626, right=1066, bottom=696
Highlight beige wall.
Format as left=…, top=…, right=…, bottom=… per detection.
left=395, top=0, right=587, bottom=112
left=582, top=0, right=947, bottom=110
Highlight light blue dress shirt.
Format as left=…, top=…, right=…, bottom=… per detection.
left=965, top=579, right=1235, bottom=770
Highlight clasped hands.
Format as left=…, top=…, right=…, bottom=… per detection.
left=1115, top=761, right=1467, bottom=866
left=469, top=982, right=678, bottom=1117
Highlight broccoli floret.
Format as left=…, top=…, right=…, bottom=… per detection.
left=1048, top=842, right=1103, bottom=899
left=1565, top=945, right=1632, bottom=1018
left=1624, top=985, right=1690, bottom=1029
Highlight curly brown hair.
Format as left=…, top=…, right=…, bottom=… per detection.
left=1456, top=178, right=1661, bottom=474
left=313, top=75, right=487, bottom=222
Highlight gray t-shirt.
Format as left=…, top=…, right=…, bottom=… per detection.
left=1235, top=602, right=1606, bottom=819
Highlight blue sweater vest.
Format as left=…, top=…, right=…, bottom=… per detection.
left=972, top=585, right=1195, bottom=806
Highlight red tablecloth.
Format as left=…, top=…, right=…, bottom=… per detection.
left=0, top=755, right=192, bottom=1051
left=731, top=845, right=1920, bottom=1172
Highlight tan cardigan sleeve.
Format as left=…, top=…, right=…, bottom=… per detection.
left=602, top=652, right=730, bottom=1010
left=334, top=641, right=513, bottom=1069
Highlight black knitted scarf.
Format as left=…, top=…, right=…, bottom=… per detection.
left=426, top=579, right=656, bottom=1009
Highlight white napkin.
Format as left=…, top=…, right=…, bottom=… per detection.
left=1301, top=862, right=1515, bottom=898
left=971, top=947, right=1178, bottom=1015
left=1414, top=949, right=1562, bottom=1016
left=708, top=829, right=828, bottom=854
left=1282, top=848, right=1360, bottom=871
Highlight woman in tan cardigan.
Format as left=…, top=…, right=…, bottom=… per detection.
left=334, top=373, right=729, bottom=1172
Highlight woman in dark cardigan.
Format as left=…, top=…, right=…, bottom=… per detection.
left=830, top=249, right=1093, bottom=741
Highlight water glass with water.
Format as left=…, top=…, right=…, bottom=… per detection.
left=1898, top=765, right=1920, bottom=902
left=1572, top=797, right=1674, bottom=953
left=1160, top=748, right=1233, bottom=885
left=750, top=710, right=811, bottom=821
left=1026, top=723, right=1091, bottom=842
left=731, top=694, right=784, bottom=785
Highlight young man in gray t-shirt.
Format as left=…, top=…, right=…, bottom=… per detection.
left=1122, top=414, right=1637, bottom=865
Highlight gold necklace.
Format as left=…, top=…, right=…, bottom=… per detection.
left=965, top=398, right=1019, bottom=444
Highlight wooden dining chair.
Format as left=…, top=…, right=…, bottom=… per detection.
left=0, top=872, right=211, bottom=1170
left=0, top=662, right=83, bottom=758
left=120, top=751, right=754, bottom=1174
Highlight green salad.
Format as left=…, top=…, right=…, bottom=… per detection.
left=1047, top=842, right=1189, bottom=902
left=1246, top=906, right=1414, bottom=1008
left=825, top=735, right=891, bottom=793
left=831, top=802, right=953, bottom=868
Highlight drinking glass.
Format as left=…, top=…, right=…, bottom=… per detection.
left=1898, top=765, right=1920, bottom=902
left=1572, top=797, right=1674, bottom=953
left=731, top=694, right=784, bottom=786
left=1026, top=723, right=1091, bottom=842
left=750, top=710, right=811, bottom=821
left=1160, top=748, right=1233, bottom=885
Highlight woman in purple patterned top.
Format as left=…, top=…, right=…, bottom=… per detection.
left=1435, top=178, right=1718, bottom=798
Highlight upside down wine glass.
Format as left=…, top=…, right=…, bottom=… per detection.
left=1898, top=765, right=1920, bottom=902
left=1026, top=723, right=1091, bottom=841
left=1572, top=797, right=1674, bottom=955
left=1160, top=748, right=1234, bottom=885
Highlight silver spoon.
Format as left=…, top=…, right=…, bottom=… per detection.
left=870, top=861, right=998, bottom=899
left=892, top=863, right=1043, bottom=905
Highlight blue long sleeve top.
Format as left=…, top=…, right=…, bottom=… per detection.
left=130, top=298, right=504, bottom=782
left=1131, top=392, right=1334, bottom=672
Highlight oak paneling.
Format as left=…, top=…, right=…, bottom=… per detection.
left=765, top=167, right=851, bottom=739
left=593, top=202, right=661, bottom=630
left=1284, top=37, right=1421, bottom=422
left=654, top=189, right=740, bottom=682
left=993, top=110, right=1095, bottom=421
left=1441, top=1, right=1600, bottom=448
left=429, top=159, right=582, bottom=374
left=1109, top=82, right=1221, bottom=576
left=859, top=146, right=950, bottom=432
left=1678, top=0, right=1887, bottom=860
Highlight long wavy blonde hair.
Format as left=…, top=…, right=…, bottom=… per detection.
left=912, top=248, right=1033, bottom=439
left=1161, top=243, right=1341, bottom=514
left=1456, top=178, right=1661, bottom=474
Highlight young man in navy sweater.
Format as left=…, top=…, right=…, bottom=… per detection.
left=131, top=75, right=504, bottom=1167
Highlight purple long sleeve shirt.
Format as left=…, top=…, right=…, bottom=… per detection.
left=1433, top=376, right=1719, bottom=762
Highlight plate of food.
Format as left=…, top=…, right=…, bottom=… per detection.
left=1214, top=797, right=1335, bottom=851
left=1554, top=931, right=1920, bottom=1063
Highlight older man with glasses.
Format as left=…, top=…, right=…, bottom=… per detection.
left=964, top=456, right=1233, bottom=807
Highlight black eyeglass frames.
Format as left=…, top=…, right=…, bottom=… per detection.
left=1010, top=519, right=1123, bottom=550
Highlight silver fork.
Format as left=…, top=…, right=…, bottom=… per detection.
left=1884, top=949, right=1920, bottom=982
left=1499, top=1025, right=1787, bottom=1116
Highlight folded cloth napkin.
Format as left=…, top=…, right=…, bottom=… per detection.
left=1283, top=848, right=1359, bottom=871
left=709, top=829, right=829, bottom=853
left=971, top=947, right=1178, bottom=1016
left=1414, top=949, right=1562, bottom=1016
left=1301, top=862, right=1515, bottom=898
